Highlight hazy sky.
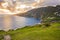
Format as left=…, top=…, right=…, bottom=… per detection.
left=0, top=0, right=60, bottom=13
left=17, top=0, right=60, bottom=6
left=0, top=0, right=60, bottom=6
left=41, top=0, right=60, bottom=6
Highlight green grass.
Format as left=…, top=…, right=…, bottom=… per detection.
left=0, top=30, right=6, bottom=40
left=7, top=22, right=60, bottom=40
left=0, top=22, right=60, bottom=40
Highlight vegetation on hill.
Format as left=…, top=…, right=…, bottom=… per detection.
left=0, top=5, right=60, bottom=40
left=17, top=5, right=60, bottom=22
left=8, top=22, right=60, bottom=40
left=0, top=22, right=60, bottom=40
left=0, top=30, right=6, bottom=40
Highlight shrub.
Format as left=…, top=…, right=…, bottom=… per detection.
left=44, top=23, right=51, bottom=27
left=0, top=35, right=4, bottom=40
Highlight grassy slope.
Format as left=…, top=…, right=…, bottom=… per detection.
left=8, top=22, right=60, bottom=40
left=0, top=30, right=6, bottom=40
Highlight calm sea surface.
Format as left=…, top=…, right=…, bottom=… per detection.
left=0, top=14, right=40, bottom=31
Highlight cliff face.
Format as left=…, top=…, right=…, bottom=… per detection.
left=17, top=5, right=60, bottom=22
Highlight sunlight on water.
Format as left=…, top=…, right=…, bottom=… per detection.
left=0, top=15, right=40, bottom=31
left=0, top=8, right=40, bottom=31
left=3, top=15, right=12, bottom=31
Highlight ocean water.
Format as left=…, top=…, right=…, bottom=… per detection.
left=0, top=15, right=40, bottom=31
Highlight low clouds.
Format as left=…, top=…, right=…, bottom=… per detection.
left=18, top=0, right=35, bottom=4
left=18, top=0, right=60, bottom=6
left=41, top=0, right=60, bottom=6
left=0, top=0, right=60, bottom=7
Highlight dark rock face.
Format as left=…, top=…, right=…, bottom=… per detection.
left=17, top=5, right=60, bottom=22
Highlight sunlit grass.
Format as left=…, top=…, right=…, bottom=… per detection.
left=7, top=22, right=60, bottom=40
left=0, top=22, right=60, bottom=40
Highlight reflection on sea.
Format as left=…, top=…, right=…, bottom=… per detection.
left=0, top=15, right=40, bottom=31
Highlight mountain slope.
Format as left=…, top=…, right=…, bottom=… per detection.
left=16, top=5, right=60, bottom=22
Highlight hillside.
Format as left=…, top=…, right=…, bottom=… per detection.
left=17, top=5, right=60, bottom=22
left=0, top=22, right=60, bottom=40
left=7, top=22, right=60, bottom=40
left=19, top=6, right=56, bottom=18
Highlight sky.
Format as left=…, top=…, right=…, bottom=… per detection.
left=0, top=0, right=60, bottom=14
left=15, top=0, right=60, bottom=6
left=41, top=0, right=60, bottom=6
left=0, top=0, right=60, bottom=6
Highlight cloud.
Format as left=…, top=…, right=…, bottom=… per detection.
left=18, top=0, right=35, bottom=4
left=0, top=0, right=4, bottom=2
left=1, top=0, right=60, bottom=7
left=40, top=0, right=60, bottom=6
